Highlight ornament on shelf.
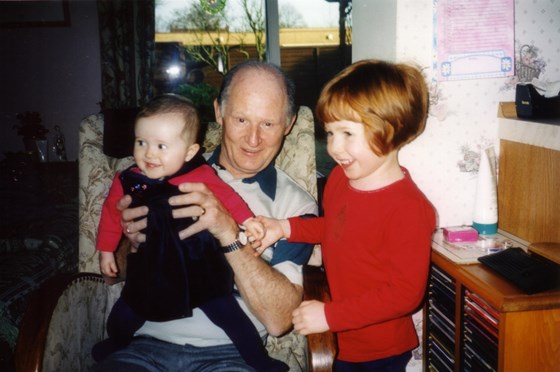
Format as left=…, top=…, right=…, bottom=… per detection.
left=52, top=125, right=68, bottom=162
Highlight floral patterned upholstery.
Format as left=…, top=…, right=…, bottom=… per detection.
left=38, top=106, right=318, bottom=371
left=41, top=274, right=118, bottom=372
left=78, top=114, right=135, bottom=273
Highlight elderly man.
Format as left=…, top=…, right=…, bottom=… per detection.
left=95, top=60, right=318, bottom=371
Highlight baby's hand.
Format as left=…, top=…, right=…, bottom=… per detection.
left=99, top=251, right=119, bottom=278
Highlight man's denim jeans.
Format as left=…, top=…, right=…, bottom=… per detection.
left=93, top=336, right=256, bottom=372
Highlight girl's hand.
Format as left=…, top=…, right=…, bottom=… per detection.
left=252, top=216, right=290, bottom=255
left=244, top=218, right=266, bottom=241
left=292, top=300, right=329, bottom=335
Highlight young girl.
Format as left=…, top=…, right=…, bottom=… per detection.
left=258, top=60, right=436, bottom=371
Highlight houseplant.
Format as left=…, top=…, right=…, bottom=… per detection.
left=175, top=82, right=218, bottom=142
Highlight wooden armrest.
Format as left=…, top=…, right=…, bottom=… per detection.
left=303, top=265, right=337, bottom=371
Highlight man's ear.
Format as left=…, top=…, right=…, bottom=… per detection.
left=284, top=115, right=296, bottom=135
left=185, top=143, right=201, bottom=162
left=213, top=99, right=223, bottom=126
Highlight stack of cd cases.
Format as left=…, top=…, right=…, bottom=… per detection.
left=427, top=265, right=456, bottom=371
left=462, top=289, right=499, bottom=371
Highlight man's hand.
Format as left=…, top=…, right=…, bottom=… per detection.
left=118, top=182, right=239, bottom=248
left=117, top=194, right=148, bottom=250
left=170, top=182, right=238, bottom=245
left=292, top=300, right=329, bottom=335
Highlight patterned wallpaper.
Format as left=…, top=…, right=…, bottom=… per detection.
left=394, top=0, right=560, bottom=229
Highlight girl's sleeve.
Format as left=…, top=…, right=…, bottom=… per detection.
left=96, top=173, right=126, bottom=252
left=181, top=165, right=254, bottom=225
left=288, top=215, right=325, bottom=245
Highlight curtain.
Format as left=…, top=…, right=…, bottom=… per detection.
left=97, top=0, right=155, bottom=110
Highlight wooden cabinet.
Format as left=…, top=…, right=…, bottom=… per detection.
left=424, top=250, right=560, bottom=371
left=497, top=116, right=560, bottom=244
left=424, top=114, right=560, bottom=371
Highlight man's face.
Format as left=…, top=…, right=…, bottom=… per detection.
left=215, top=69, right=294, bottom=179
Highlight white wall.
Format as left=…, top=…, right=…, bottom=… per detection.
left=352, top=0, right=396, bottom=62
left=0, top=0, right=101, bottom=161
left=352, top=0, right=560, bottom=228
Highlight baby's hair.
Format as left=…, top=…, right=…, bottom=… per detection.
left=316, top=59, right=429, bottom=156
left=136, top=94, right=201, bottom=144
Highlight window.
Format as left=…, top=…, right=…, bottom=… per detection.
left=154, top=0, right=351, bottom=110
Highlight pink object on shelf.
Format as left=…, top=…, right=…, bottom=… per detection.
left=443, top=226, right=479, bottom=242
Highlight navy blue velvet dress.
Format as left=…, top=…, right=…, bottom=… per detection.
left=120, top=153, right=233, bottom=321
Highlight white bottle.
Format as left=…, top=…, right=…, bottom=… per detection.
left=472, top=146, right=498, bottom=235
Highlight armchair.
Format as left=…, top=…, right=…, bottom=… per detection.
left=15, top=106, right=336, bottom=371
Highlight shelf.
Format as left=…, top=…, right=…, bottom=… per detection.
left=432, top=251, right=560, bottom=313
left=498, top=118, right=560, bottom=152
left=497, top=102, right=560, bottom=151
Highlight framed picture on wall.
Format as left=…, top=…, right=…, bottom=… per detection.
left=0, top=0, right=70, bottom=28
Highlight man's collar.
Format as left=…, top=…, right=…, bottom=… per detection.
left=207, top=145, right=278, bottom=200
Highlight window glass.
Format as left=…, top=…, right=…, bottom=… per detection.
left=154, top=0, right=351, bottom=111
left=275, top=0, right=352, bottom=110
left=278, top=0, right=338, bottom=28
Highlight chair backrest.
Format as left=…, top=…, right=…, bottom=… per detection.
left=78, top=106, right=317, bottom=272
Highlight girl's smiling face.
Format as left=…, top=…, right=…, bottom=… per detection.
left=325, top=120, right=400, bottom=191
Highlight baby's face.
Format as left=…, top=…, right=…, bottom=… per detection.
left=133, top=112, right=194, bottom=179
